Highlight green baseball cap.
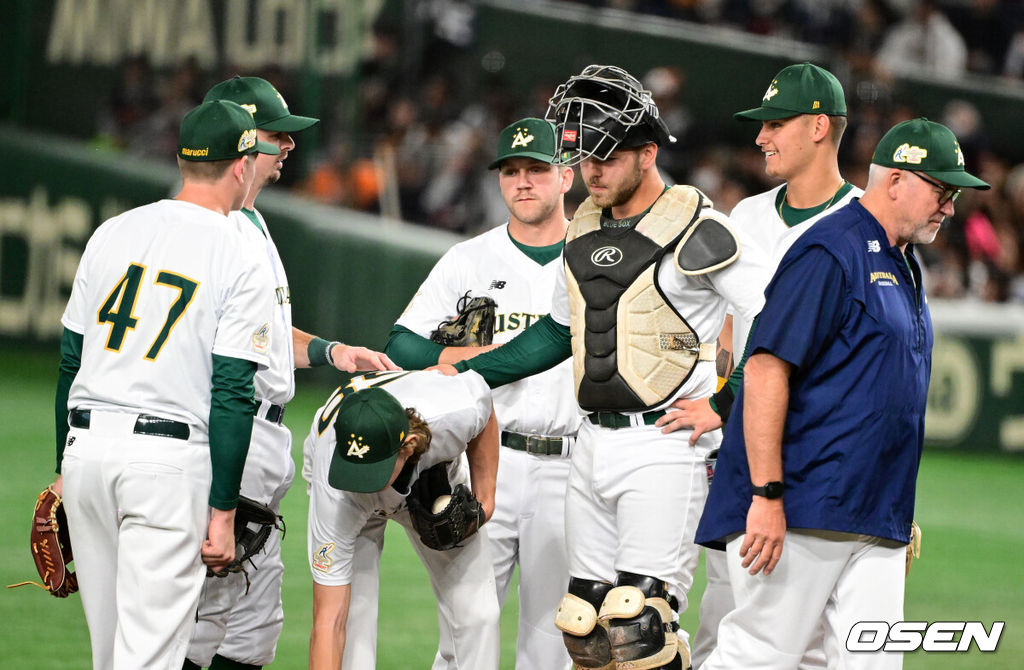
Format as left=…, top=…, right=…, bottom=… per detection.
left=328, top=387, right=410, bottom=493
left=488, top=117, right=559, bottom=170
left=735, top=63, right=846, bottom=121
left=204, top=76, right=320, bottom=132
left=872, top=118, right=990, bottom=189
left=177, top=100, right=279, bottom=162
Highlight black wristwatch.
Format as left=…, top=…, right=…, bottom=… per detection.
left=752, top=481, right=785, bottom=499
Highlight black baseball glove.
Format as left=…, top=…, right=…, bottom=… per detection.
left=406, top=462, right=485, bottom=551
left=429, top=292, right=497, bottom=346
left=209, top=496, right=285, bottom=587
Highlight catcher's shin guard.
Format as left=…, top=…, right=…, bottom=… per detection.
left=598, top=572, right=688, bottom=670
left=555, top=577, right=615, bottom=670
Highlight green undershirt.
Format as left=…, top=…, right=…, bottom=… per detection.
left=241, top=208, right=264, bottom=233
left=775, top=181, right=855, bottom=228
left=454, top=314, right=571, bottom=388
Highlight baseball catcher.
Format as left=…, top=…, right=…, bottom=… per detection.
left=8, top=485, right=78, bottom=597
left=429, top=292, right=497, bottom=347
left=406, top=461, right=486, bottom=551
left=208, top=495, right=285, bottom=589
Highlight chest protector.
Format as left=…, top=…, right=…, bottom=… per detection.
left=564, top=185, right=735, bottom=411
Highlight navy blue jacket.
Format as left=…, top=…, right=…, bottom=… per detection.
left=696, top=200, right=932, bottom=548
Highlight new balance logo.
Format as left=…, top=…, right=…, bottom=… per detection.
left=489, top=280, right=506, bottom=289
left=867, top=240, right=881, bottom=253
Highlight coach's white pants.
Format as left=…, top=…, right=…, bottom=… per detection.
left=62, top=411, right=210, bottom=670
left=187, top=418, right=294, bottom=667
left=700, top=529, right=905, bottom=670
left=693, top=547, right=827, bottom=669
left=484, top=447, right=572, bottom=670
left=566, top=420, right=716, bottom=624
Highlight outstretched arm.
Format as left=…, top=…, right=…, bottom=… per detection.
left=294, top=327, right=399, bottom=372
left=452, top=315, right=572, bottom=388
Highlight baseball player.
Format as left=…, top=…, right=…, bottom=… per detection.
left=305, top=369, right=501, bottom=669
left=385, top=117, right=579, bottom=669
left=695, top=118, right=989, bottom=669
left=687, top=63, right=862, bottom=669
left=52, top=100, right=279, bottom=670
left=440, top=65, right=774, bottom=669
left=184, top=76, right=396, bottom=670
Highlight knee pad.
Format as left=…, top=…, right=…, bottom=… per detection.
left=598, top=573, right=688, bottom=670
left=555, top=578, right=615, bottom=670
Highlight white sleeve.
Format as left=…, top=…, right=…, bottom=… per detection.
left=61, top=224, right=107, bottom=334
left=549, top=251, right=571, bottom=327
left=211, top=242, right=275, bottom=366
left=395, top=246, right=465, bottom=336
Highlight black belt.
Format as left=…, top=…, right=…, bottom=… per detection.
left=258, top=401, right=286, bottom=425
left=587, top=410, right=667, bottom=429
left=69, top=409, right=191, bottom=441
left=500, top=431, right=569, bottom=456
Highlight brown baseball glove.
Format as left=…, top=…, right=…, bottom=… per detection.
left=429, top=292, right=497, bottom=347
left=8, top=486, right=78, bottom=597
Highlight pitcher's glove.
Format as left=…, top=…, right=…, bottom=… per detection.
left=209, top=496, right=285, bottom=584
left=7, top=486, right=78, bottom=597
left=429, top=292, right=497, bottom=346
left=406, top=462, right=485, bottom=551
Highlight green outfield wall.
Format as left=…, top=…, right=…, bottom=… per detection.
left=1, top=126, right=1022, bottom=453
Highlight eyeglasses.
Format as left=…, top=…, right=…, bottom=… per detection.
left=908, top=171, right=961, bottom=206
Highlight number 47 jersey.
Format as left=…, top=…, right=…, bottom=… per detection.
left=63, top=199, right=274, bottom=430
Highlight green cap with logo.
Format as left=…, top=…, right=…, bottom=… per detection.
left=328, top=387, right=410, bottom=493
left=872, top=117, right=990, bottom=189
left=204, top=76, right=320, bottom=132
left=735, top=63, right=846, bottom=121
left=177, top=100, right=280, bottom=162
left=488, top=117, right=559, bottom=169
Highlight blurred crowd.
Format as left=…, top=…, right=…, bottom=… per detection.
left=92, top=0, right=1024, bottom=303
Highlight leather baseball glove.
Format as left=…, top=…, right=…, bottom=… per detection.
left=429, top=292, right=497, bottom=347
left=209, top=496, right=285, bottom=587
left=406, top=462, right=485, bottom=551
left=8, top=485, right=78, bottom=597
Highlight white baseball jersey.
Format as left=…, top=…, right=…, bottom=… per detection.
left=550, top=207, right=773, bottom=408
left=398, top=223, right=581, bottom=439
left=726, top=184, right=862, bottom=355
left=64, top=199, right=273, bottom=427
left=236, top=208, right=295, bottom=406
left=307, top=369, right=491, bottom=585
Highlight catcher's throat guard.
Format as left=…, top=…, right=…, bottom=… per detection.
left=546, top=64, right=675, bottom=166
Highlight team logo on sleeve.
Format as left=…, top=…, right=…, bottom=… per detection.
left=252, top=323, right=270, bottom=354
left=892, top=143, right=927, bottom=165
left=312, top=543, right=334, bottom=573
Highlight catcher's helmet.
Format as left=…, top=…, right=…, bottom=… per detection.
left=546, top=64, right=675, bottom=166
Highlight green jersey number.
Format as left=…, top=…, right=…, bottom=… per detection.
left=98, top=263, right=199, bottom=360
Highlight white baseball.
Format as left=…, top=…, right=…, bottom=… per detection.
left=432, top=495, right=452, bottom=514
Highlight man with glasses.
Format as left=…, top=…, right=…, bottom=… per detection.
left=694, top=118, right=988, bottom=669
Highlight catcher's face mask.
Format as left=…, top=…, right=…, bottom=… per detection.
left=546, top=64, right=675, bottom=166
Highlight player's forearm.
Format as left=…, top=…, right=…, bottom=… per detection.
left=293, top=327, right=315, bottom=367
left=455, top=314, right=571, bottom=388
left=742, top=352, right=791, bottom=486
left=384, top=325, right=445, bottom=368
left=711, top=315, right=758, bottom=422
left=466, top=406, right=499, bottom=519
left=208, top=354, right=258, bottom=510
left=310, top=582, right=350, bottom=670
left=54, top=328, right=83, bottom=473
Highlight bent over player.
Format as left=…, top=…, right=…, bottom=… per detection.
left=184, top=76, right=395, bottom=670
left=306, top=370, right=501, bottom=669
left=386, top=117, right=578, bottom=669
left=442, top=65, right=773, bottom=669
left=53, top=100, right=279, bottom=670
